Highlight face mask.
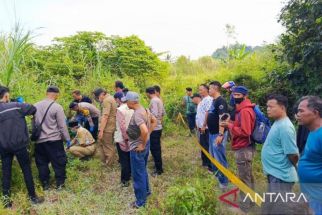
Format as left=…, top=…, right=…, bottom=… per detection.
left=234, top=97, right=244, bottom=104
left=71, top=130, right=77, bottom=134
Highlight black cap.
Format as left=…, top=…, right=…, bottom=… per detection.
left=47, top=86, right=60, bottom=93
left=93, top=88, right=106, bottom=98
left=114, top=92, right=124, bottom=100
left=191, top=93, right=201, bottom=99
left=69, top=102, right=78, bottom=109
left=68, top=120, right=79, bottom=128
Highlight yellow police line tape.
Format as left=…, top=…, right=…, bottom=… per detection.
left=177, top=112, right=262, bottom=207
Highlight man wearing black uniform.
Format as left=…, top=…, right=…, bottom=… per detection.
left=207, top=81, right=229, bottom=190
left=0, top=86, right=44, bottom=208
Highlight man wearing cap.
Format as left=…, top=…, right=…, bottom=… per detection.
left=67, top=120, right=96, bottom=160
left=222, top=81, right=236, bottom=120
left=93, top=88, right=117, bottom=166
left=114, top=92, right=134, bottom=187
left=69, top=102, right=100, bottom=140
left=220, top=86, right=256, bottom=213
left=123, top=91, right=157, bottom=208
left=34, top=86, right=71, bottom=190
left=0, top=86, right=44, bottom=207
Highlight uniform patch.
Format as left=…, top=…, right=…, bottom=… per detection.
left=219, top=105, right=224, bottom=110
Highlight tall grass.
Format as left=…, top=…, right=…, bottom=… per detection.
left=0, top=24, right=33, bottom=87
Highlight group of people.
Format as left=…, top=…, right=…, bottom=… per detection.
left=0, top=80, right=166, bottom=209
left=182, top=80, right=322, bottom=215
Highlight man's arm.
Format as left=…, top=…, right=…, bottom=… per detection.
left=149, top=115, right=157, bottom=134
left=19, top=103, right=37, bottom=116
left=288, top=154, right=299, bottom=169
left=56, top=106, right=71, bottom=141
left=228, top=110, right=253, bottom=137
left=139, top=123, right=149, bottom=148
left=99, top=100, right=111, bottom=132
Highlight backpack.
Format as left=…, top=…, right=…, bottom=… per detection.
left=251, top=105, right=271, bottom=144
left=237, top=105, right=271, bottom=144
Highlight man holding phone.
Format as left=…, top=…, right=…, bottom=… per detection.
left=207, top=81, right=229, bottom=191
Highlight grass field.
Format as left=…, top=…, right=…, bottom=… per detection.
left=0, top=128, right=268, bottom=215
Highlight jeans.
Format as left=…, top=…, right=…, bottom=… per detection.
left=35, top=140, right=67, bottom=187
left=0, top=147, right=36, bottom=197
left=199, top=129, right=211, bottom=168
left=209, top=132, right=229, bottom=187
left=84, top=117, right=99, bottom=140
left=309, top=199, right=322, bottom=215
left=130, top=141, right=150, bottom=207
left=150, top=130, right=163, bottom=173
left=267, top=174, right=294, bottom=193
left=186, top=113, right=196, bottom=131
left=116, top=143, right=131, bottom=183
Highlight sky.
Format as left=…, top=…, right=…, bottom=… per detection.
left=0, top=0, right=285, bottom=59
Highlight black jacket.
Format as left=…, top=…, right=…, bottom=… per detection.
left=0, top=102, right=36, bottom=152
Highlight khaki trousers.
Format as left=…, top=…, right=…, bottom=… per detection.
left=98, top=132, right=116, bottom=166
left=69, top=145, right=96, bottom=158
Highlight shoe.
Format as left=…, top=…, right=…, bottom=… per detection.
left=30, top=196, right=44, bottom=205
left=130, top=201, right=142, bottom=209
left=2, top=195, right=12, bottom=208
left=152, top=170, right=163, bottom=177
left=42, top=181, right=50, bottom=191
left=56, top=183, right=65, bottom=191
left=80, top=156, right=91, bottom=161
left=121, top=181, right=130, bottom=187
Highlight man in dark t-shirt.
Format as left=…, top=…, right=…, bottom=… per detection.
left=206, top=81, right=229, bottom=190
left=72, top=90, right=92, bottom=104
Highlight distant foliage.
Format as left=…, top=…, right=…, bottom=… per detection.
left=279, top=0, right=322, bottom=96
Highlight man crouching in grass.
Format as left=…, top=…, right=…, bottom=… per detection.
left=123, top=91, right=157, bottom=208
left=67, top=120, right=96, bottom=161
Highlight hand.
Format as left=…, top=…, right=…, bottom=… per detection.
left=98, top=130, right=103, bottom=140
left=219, top=121, right=230, bottom=128
left=135, top=144, right=145, bottom=152
left=66, top=140, right=71, bottom=149
left=90, top=126, right=94, bottom=132
left=200, top=126, right=206, bottom=134
left=215, top=135, right=224, bottom=145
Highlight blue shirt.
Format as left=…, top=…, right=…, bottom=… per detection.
left=298, top=127, right=322, bottom=201
left=261, top=117, right=299, bottom=182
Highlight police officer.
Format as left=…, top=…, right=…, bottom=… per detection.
left=0, top=86, right=44, bottom=208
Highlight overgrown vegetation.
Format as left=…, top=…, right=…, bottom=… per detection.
left=0, top=0, right=321, bottom=213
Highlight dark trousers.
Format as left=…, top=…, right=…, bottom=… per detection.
left=267, top=174, right=294, bottom=193
left=186, top=113, right=196, bottom=131
left=116, top=143, right=131, bottom=183
left=150, top=130, right=163, bottom=173
left=0, top=147, right=36, bottom=197
left=199, top=129, right=211, bottom=168
left=35, top=140, right=67, bottom=186
left=85, top=117, right=99, bottom=140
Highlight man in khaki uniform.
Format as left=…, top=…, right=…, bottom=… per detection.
left=67, top=121, right=96, bottom=160
left=93, top=88, right=117, bottom=165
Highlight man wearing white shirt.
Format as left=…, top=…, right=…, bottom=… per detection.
left=195, top=84, right=213, bottom=171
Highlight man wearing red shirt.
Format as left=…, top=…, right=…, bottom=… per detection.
left=220, top=86, right=256, bottom=214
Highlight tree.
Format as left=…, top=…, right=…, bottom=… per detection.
left=105, top=35, right=169, bottom=89
left=279, top=0, right=322, bottom=96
